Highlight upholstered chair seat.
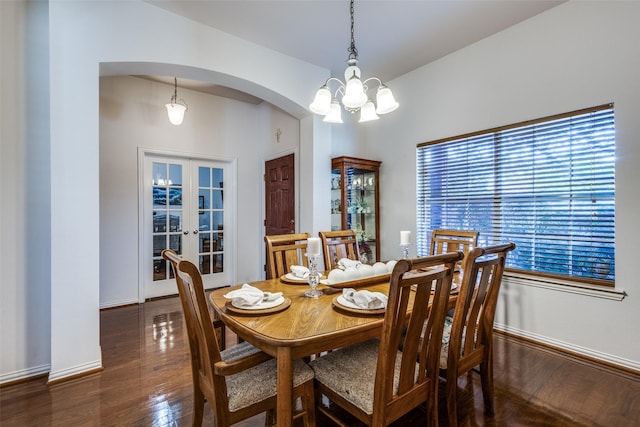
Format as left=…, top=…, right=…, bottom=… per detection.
left=226, top=358, right=314, bottom=412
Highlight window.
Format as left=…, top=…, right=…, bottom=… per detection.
left=417, top=104, right=615, bottom=286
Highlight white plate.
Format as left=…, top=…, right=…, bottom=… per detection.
left=231, top=296, right=285, bottom=310
left=319, top=279, right=331, bottom=285
left=284, top=273, right=308, bottom=282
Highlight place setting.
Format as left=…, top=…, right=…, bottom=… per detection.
left=279, top=237, right=326, bottom=286
left=332, top=287, right=388, bottom=315
left=223, top=283, right=291, bottom=315
left=280, top=265, right=326, bottom=284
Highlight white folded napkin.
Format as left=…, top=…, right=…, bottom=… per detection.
left=290, top=265, right=310, bottom=278
left=224, top=284, right=282, bottom=307
left=342, top=288, right=388, bottom=309
left=337, top=258, right=362, bottom=270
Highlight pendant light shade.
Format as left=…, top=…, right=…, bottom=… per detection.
left=375, top=85, right=399, bottom=115
left=323, top=100, right=344, bottom=123
left=342, top=73, right=368, bottom=110
left=308, top=0, right=398, bottom=123
left=165, top=103, right=187, bottom=125
left=165, top=77, right=188, bottom=125
left=309, top=85, right=332, bottom=115
left=359, top=101, right=379, bottom=122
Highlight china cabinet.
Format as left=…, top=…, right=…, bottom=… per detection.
left=330, top=156, right=381, bottom=264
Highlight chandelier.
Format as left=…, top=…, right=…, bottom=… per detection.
left=165, top=77, right=188, bottom=125
left=309, top=0, right=399, bottom=123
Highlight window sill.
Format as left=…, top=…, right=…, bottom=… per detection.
left=503, top=272, right=626, bottom=301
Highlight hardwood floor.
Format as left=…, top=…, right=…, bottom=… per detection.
left=1, top=296, right=638, bottom=426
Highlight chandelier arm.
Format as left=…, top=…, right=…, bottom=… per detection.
left=361, top=77, right=382, bottom=87
left=324, top=77, right=347, bottom=97
left=326, top=77, right=346, bottom=87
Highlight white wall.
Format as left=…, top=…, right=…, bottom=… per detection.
left=364, top=1, right=640, bottom=370
left=0, top=0, right=52, bottom=383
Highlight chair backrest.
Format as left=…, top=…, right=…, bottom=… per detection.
left=318, top=230, right=360, bottom=271
left=162, top=250, right=229, bottom=422
left=447, top=243, right=515, bottom=375
left=162, top=249, right=201, bottom=375
left=264, top=232, right=311, bottom=279
left=430, top=229, right=479, bottom=258
left=371, top=251, right=463, bottom=426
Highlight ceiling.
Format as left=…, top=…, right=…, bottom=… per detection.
left=143, top=0, right=565, bottom=101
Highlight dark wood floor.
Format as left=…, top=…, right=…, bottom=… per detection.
left=2, top=296, right=638, bottom=426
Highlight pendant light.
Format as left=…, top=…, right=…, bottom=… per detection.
left=165, top=77, right=188, bottom=125
left=309, top=0, right=399, bottom=123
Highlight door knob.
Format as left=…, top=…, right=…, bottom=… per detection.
left=193, top=230, right=199, bottom=234
left=183, top=231, right=189, bottom=235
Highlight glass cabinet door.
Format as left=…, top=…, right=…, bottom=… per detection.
left=331, top=157, right=381, bottom=264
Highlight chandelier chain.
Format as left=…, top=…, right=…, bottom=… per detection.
left=347, top=0, right=358, bottom=61
left=171, top=77, right=178, bottom=103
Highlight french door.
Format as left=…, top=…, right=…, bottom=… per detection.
left=141, top=152, right=235, bottom=300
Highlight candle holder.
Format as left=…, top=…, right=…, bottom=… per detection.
left=305, top=254, right=323, bottom=298
left=400, top=244, right=411, bottom=260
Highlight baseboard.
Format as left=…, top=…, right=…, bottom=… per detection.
left=495, top=323, right=640, bottom=376
left=0, top=364, right=50, bottom=387
left=100, top=297, right=140, bottom=309
left=46, top=359, right=103, bottom=385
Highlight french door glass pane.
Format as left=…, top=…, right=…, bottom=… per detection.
left=152, top=162, right=183, bottom=281
left=198, top=166, right=224, bottom=274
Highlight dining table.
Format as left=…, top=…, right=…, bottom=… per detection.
left=208, top=272, right=459, bottom=427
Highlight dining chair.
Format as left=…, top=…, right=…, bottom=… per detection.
left=264, top=232, right=311, bottom=279
left=318, top=230, right=360, bottom=271
left=430, top=229, right=479, bottom=258
left=309, top=251, right=464, bottom=427
left=439, top=243, right=515, bottom=427
left=162, top=249, right=317, bottom=427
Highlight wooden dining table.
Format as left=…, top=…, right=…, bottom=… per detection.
left=208, top=274, right=458, bottom=427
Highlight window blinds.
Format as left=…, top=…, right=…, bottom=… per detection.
left=417, top=104, right=615, bottom=285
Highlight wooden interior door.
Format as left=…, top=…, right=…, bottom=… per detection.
left=265, top=153, right=295, bottom=236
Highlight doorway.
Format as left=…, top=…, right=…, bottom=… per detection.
left=141, top=152, right=235, bottom=300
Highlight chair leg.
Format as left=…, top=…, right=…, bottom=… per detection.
left=480, top=353, right=495, bottom=416
left=446, top=373, right=459, bottom=427
left=424, top=389, right=438, bottom=427
left=192, top=385, right=205, bottom=427
left=302, top=380, right=317, bottom=427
